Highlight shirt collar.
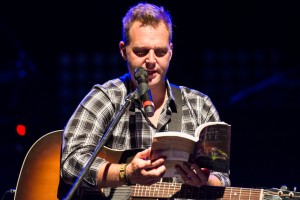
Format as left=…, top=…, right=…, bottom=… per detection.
left=166, top=79, right=178, bottom=113
left=121, top=73, right=178, bottom=112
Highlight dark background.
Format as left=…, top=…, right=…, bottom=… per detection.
left=1, top=0, right=300, bottom=198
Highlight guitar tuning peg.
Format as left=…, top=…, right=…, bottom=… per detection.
left=280, top=185, right=288, bottom=191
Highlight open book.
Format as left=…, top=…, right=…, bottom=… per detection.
left=150, top=121, right=231, bottom=177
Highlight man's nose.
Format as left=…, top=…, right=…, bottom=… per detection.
left=146, top=49, right=156, bottom=63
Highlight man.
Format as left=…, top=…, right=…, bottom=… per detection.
left=61, top=2, right=230, bottom=195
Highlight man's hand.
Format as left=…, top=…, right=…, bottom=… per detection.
left=175, top=163, right=210, bottom=187
left=126, top=147, right=166, bottom=185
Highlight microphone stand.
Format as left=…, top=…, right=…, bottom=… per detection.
left=62, top=90, right=138, bottom=200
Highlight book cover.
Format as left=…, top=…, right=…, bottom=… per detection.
left=194, top=121, right=231, bottom=173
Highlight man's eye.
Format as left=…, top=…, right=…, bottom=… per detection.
left=154, top=50, right=168, bottom=57
left=134, top=50, right=149, bottom=57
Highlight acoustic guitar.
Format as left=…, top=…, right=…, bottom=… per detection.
left=14, top=130, right=300, bottom=200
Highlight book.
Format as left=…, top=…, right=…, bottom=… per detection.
left=150, top=121, right=231, bottom=177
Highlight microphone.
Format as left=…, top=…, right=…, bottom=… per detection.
left=134, top=67, right=155, bottom=117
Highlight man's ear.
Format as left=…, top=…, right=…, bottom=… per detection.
left=169, top=43, right=173, bottom=61
left=119, top=41, right=127, bottom=60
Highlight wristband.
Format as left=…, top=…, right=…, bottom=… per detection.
left=119, top=163, right=131, bottom=185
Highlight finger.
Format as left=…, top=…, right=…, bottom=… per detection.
left=175, top=164, right=192, bottom=183
left=149, top=155, right=166, bottom=167
left=143, top=164, right=166, bottom=176
left=201, top=168, right=210, bottom=178
left=135, top=163, right=166, bottom=185
left=136, top=147, right=151, bottom=160
left=174, top=164, right=185, bottom=177
left=191, top=164, right=210, bottom=182
left=181, top=163, right=210, bottom=186
left=182, top=163, right=199, bottom=181
left=133, top=149, right=152, bottom=169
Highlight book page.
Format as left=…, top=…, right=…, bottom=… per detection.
left=151, top=132, right=197, bottom=177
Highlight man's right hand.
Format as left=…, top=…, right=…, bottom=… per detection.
left=126, top=147, right=166, bottom=185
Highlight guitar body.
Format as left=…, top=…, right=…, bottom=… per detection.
left=14, top=130, right=143, bottom=200
left=14, top=130, right=62, bottom=200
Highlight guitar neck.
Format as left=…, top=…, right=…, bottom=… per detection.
left=130, top=183, right=300, bottom=200
left=131, top=183, right=263, bottom=199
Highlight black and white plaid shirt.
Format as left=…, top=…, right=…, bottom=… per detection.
left=61, top=73, right=230, bottom=188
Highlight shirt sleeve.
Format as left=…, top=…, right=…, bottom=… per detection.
left=60, top=86, right=115, bottom=188
left=211, top=171, right=231, bottom=186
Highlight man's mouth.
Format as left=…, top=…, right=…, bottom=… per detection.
left=147, top=70, right=156, bottom=75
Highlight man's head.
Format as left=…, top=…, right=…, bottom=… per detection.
left=119, top=3, right=173, bottom=90
left=122, top=3, right=173, bottom=45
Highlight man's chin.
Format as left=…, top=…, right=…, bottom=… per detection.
left=149, top=79, right=165, bottom=90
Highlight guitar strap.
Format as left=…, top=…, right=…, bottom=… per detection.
left=168, top=84, right=182, bottom=132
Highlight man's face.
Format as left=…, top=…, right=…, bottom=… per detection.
left=120, top=21, right=173, bottom=90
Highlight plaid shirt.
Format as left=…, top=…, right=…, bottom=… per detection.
left=61, top=73, right=230, bottom=188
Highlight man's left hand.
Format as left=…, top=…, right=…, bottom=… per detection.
left=175, top=163, right=210, bottom=187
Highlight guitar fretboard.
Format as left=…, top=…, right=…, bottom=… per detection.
left=131, top=182, right=264, bottom=199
